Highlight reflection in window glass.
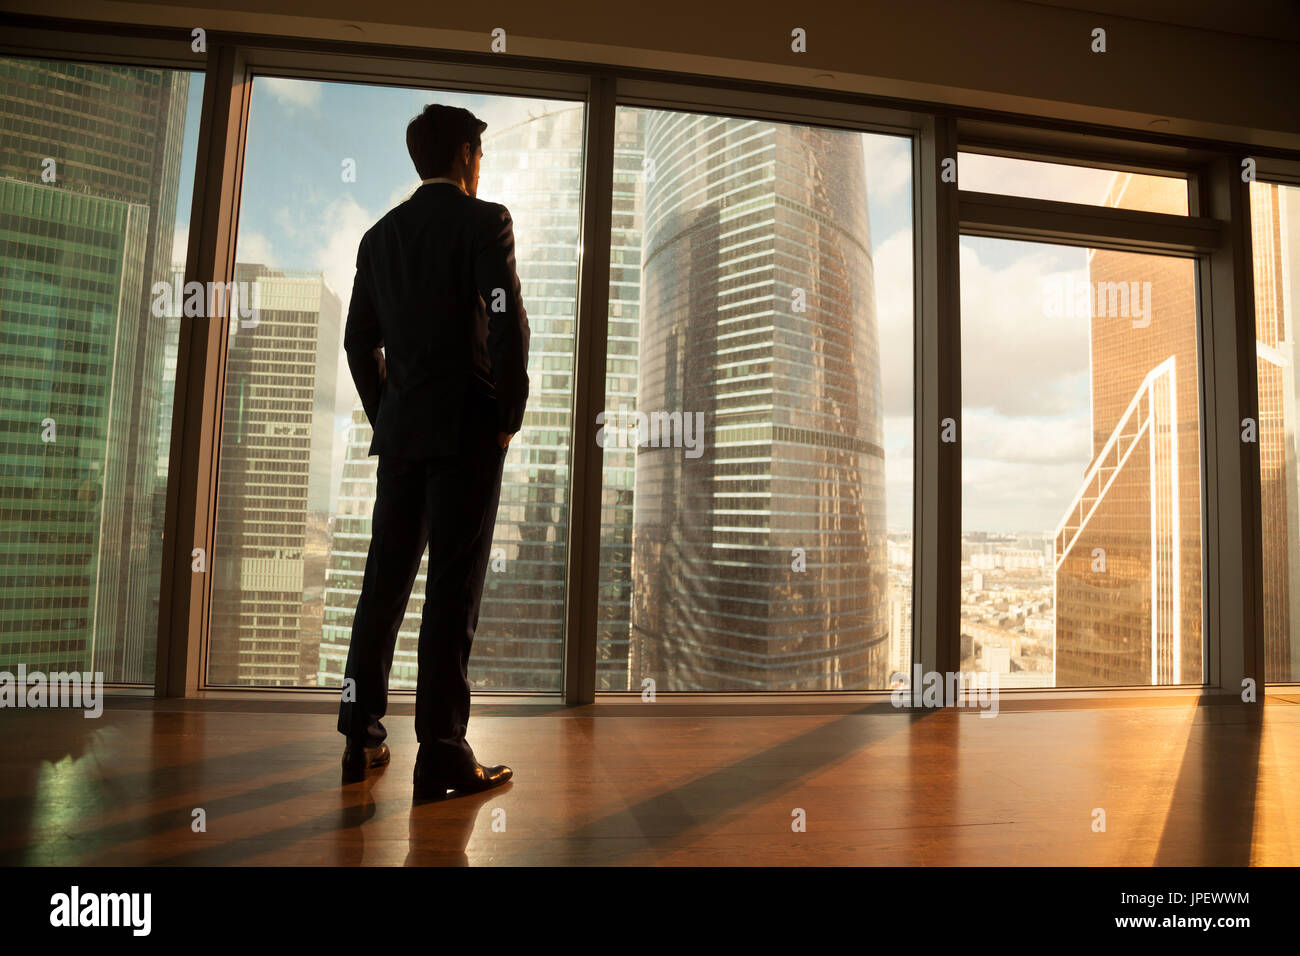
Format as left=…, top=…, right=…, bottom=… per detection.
left=960, top=218, right=1203, bottom=684
left=958, top=153, right=1189, bottom=215
left=0, top=57, right=204, bottom=684
left=596, top=107, right=915, bottom=691
left=1251, top=181, right=1300, bottom=683
left=208, top=78, right=583, bottom=689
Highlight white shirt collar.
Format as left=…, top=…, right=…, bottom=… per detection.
left=420, top=176, right=466, bottom=194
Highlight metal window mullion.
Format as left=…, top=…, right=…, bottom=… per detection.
left=1199, top=156, right=1264, bottom=696
left=232, top=44, right=589, bottom=101
left=614, top=76, right=925, bottom=137
left=0, top=19, right=204, bottom=68
left=561, top=75, right=617, bottom=705
left=1253, top=157, right=1300, bottom=189
left=917, top=116, right=962, bottom=683
left=958, top=190, right=1223, bottom=256
left=156, top=43, right=251, bottom=697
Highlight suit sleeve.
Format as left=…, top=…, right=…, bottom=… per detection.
left=474, top=203, right=530, bottom=434
left=343, top=234, right=384, bottom=427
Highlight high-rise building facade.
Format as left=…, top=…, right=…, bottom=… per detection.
left=0, top=179, right=146, bottom=675
left=0, top=59, right=189, bottom=682
left=150, top=263, right=184, bottom=660
left=208, top=264, right=340, bottom=685
left=888, top=575, right=913, bottom=682
left=625, top=112, right=889, bottom=690
left=1252, top=181, right=1300, bottom=683
left=596, top=106, right=648, bottom=690
left=1054, top=173, right=1203, bottom=685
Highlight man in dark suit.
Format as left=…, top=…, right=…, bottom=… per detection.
left=337, top=104, right=529, bottom=799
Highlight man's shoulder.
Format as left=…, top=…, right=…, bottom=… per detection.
left=468, top=195, right=510, bottom=221
left=359, top=191, right=509, bottom=255
left=378, top=187, right=506, bottom=224
left=375, top=190, right=438, bottom=227
left=468, top=198, right=513, bottom=240
left=358, top=204, right=400, bottom=248
left=361, top=188, right=464, bottom=240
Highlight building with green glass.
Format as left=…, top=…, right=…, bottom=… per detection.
left=0, top=59, right=189, bottom=682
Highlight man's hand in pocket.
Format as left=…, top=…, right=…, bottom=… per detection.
left=497, top=432, right=514, bottom=450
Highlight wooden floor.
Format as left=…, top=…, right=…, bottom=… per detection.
left=3, top=693, right=1298, bottom=865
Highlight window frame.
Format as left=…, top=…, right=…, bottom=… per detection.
left=0, top=15, right=1282, bottom=704
left=586, top=79, right=930, bottom=698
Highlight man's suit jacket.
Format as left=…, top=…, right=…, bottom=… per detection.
left=343, top=181, right=530, bottom=458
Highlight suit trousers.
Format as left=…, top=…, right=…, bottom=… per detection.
left=337, top=392, right=506, bottom=767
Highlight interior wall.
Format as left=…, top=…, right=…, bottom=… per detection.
left=3, top=0, right=1298, bottom=149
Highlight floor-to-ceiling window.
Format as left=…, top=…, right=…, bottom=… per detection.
left=594, top=106, right=915, bottom=691
left=207, top=76, right=585, bottom=690
left=959, top=156, right=1203, bottom=686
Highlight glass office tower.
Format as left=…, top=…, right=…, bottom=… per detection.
left=208, top=264, right=341, bottom=686
left=0, top=60, right=189, bottom=682
left=624, top=111, right=890, bottom=690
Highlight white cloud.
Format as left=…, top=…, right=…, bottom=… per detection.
left=872, top=228, right=914, bottom=418
left=959, top=153, right=1117, bottom=206
left=386, top=180, right=420, bottom=210
left=963, top=408, right=1091, bottom=466
left=882, top=412, right=914, bottom=531
left=171, top=226, right=189, bottom=268
left=310, top=194, right=373, bottom=310
left=260, top=77, right=322, bottom=111
left=273, top=206, right=298, bottom=241
left=956, top=238, right=1101, bottom=532
left=297, top=195, right=376, bottom=431
left=862, top=133, right=912, bottom=203
left=234, top=231, right=275, bottom=268
left=963, top=457, right=1090, bottom=534
left=959, top=239, right=1092, bottom=418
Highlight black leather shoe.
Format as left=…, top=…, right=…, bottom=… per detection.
left=341, top=742, right=390, bottom=782
left=413, top=758, right=513, bottom=800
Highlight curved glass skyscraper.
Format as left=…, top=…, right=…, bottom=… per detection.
left=625, top=111, right=889, bottom=690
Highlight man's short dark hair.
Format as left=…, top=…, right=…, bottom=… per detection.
left=406, top=104, right=487, bottom=180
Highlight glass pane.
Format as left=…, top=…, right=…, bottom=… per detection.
left=0, top=57, right=204, bottom=685
left=596, top=107, right=914, bottom=691
left=958, top=153, right=1189, bottom=215
left=208, top=78, right=583, bottom=689
left=1251, top=180, right=1300, bottom=683
left=960, top=236, right=1202, bottom=686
